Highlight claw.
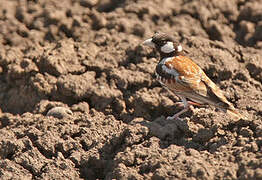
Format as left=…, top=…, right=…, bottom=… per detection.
left=166, top=96, right=190, bottom=120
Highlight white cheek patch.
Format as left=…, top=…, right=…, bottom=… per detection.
left=160, top=41, right=175, bottom=53
left=177, top=44, right=183, bottom=52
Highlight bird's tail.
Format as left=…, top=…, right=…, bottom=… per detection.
left=226, top=106, right=247, bottom=120
left=202, top=76, right=247, bottom=121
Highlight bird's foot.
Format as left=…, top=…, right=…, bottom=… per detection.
left=166, top=104, right=190, bottom=121
left=173, top=102, right=185, bottom=108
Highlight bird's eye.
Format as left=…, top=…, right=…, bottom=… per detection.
left=159, top=40, right=166, bottom=46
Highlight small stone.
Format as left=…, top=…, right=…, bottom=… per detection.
left=47, top=107, right=73, bottom=119
left=80, top=0, right=98, bottom=7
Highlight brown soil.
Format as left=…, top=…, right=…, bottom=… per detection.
left=0, top=0, right=262, bottom=179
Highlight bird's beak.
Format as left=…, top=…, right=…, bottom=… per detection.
left=142, top=38, right=155, bottom=48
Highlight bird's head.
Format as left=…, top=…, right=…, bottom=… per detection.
left=143, top=32, right=183, bottom=57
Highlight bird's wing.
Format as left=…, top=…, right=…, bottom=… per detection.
left=163, top=55, right=232, bottom=109
left=156, top=55, right=244, bottom=120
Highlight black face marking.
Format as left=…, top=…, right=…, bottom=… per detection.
left=155, top=63, right=174, bottom=80
left=150, top=33, right=183, bottom=58
left=151, top=33, right=175, bottom=48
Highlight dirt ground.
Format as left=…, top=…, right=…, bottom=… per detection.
left=0, top=0, right=262, bottom=179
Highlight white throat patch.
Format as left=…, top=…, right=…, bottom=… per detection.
left=160, top=41, right=175, bottom=53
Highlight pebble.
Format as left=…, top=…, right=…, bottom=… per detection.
left=47, top=107, right=73, bottom=119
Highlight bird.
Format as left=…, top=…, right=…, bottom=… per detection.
left=142, top=32, right=245, bottom=120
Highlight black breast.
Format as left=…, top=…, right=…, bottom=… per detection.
left=155, top=61, right=174, bottom=80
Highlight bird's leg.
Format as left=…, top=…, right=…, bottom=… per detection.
left=167, top=96, right=189, bottom=120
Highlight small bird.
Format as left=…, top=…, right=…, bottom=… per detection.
left=143, top=32, right=244, bottom=120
